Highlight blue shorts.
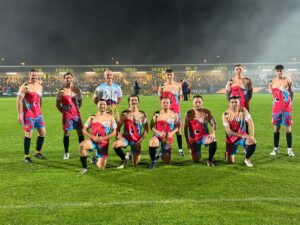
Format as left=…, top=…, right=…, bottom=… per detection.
left=272, top=112, right=293, bottom=127
left=226, top=138, right=246, bottom=155
left=23, top=115, right=45, bottom=132
left=90, top=140, right=109, bottom=159
left=63, top=116, right=83, bottom=131
left=123, top=138, right=141, bottom=155
left=190, top=135, right=209, bottom=156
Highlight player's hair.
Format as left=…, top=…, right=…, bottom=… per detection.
left=229, top=96, right=240, bottom=101
left=96, top=98, right=107, bottom=104
left=63, top=72, right=73, bottom=78
left=234, top=64, right=243, bottom=68
left=128, top=95, right=139, bottom=103
left=193, top=95, right=203, bottom=100
left=104, top=69, right=112, bottom=76
left=275, top=65, right=284, bottom=70
left=29, top=68, right=39, bottom=73
left=166, top=68, right=173, bottom=73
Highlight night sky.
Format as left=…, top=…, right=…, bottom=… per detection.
left=0, top=0, right=300, bottom=65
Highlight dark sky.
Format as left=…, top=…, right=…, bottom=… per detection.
left=0, top=0, right=300, bottom=65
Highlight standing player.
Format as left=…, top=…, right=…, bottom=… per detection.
left=222, top=96, right=256, bottom=167
left=158, top=68, right=183, bottom=156
left=148, top=97, right=180, bottom=169
left=78, top=99, right=117, bottom=174
left=94, top=69, right=122, bottom=122
left=269, top=65, right=294, bottom=157
left=112, top=95, right=148, bottom=168
left=17, top=69, right=46, bottom=163
left=56, top=72, right=84, bottom=160
left=226, top=64, right=253, bottom=111
left=184, top=95, right=217, bottom=166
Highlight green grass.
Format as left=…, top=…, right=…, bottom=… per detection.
left=0, top=94, right=300, bottom=225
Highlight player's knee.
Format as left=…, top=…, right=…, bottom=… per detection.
left=285, top=126, right=292, bottom=133
left=246, top=138, right=256, bottom=145
left=39, top=129, right=46, bottom=137
left=79, top=142, right=86, bottom=154
left=25, top=131, right=33, bottom=138
left=112, top=141, right=117, bottom=148
left=149, top=137, right=159, bottom=147
left=113, top=140, right=123, bottom=148
left=274, top=126, right=280, bottom=132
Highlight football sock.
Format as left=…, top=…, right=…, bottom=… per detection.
left=78, top=135, right=84, bottom=143
left=245, top=144, right=256, bottom=159
left=149, top=147, right=157, bottom=161
left=177, top=134, right=182, bottom=149
left=274, top=132, right=280, bottom=148
left=208, top=141, right=217, bottom=161
left=24, top=137, right=31, bottom=155
left=63, top=135, right=69, bottom=153
left=36, top=136, right=44, bottom=151
left=286, top=132, right=292, bottom=148
left=80, top=156, right=87, bottom=169
left=114, top=147, right=126, bottom=160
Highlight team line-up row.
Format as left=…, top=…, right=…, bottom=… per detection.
left=16, top=65, right=294, bottom=173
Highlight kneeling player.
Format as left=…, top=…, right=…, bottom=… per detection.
left=184, top=95, right=217, bottom=166
left=222, top=96, right=256, bottom=167
left=112, top=95, right=148, bottom=168
left=149, top=97, right=180, bottom=169
left=79, top=99, right=116, bottom=174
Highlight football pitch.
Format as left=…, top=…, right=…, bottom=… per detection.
left=1, top=94, right=299, bottom=225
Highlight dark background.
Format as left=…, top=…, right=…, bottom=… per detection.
left=0, top=0, right=299, bottom=65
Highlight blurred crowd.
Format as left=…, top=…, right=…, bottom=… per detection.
left=1, top=71, right=300, bottom=96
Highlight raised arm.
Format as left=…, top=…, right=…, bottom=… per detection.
left=16, top=85, right=25, bottom=124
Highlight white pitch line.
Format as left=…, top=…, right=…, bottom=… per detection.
left=0, top=197, right=299, bottom=209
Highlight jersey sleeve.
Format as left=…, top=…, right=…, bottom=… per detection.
left=111, top=117, right=117, bottom=129
left=56, top=88, right=64, bottom=100
left=77, top=88, right=83, bottom=100
left=84, top=116, right=93, bottom=129
left=94, top=86, right=102, bottom=98
left=17, top=85, right=26, bottom=97
left=222, top=112, right=229, bottom=127
left=117, top=85, right=122, bottom=98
